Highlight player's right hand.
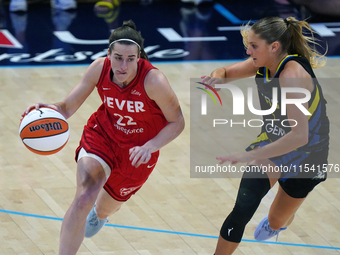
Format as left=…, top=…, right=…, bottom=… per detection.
left=22, top=103, right=60, bottom=118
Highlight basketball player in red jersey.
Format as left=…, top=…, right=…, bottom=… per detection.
left=22, top=20, right=185, bottom=255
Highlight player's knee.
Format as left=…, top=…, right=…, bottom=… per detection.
left=220, top=187, right=262, bottom=242
left=78, top=164, right=106, bottom=190
left=220, top=168, right=271, bottom=242
left=76, top=173, right=105, bottom=209
left=78, top=158, right=107, bottom=189
left=80, top=171, right=98, bottom=188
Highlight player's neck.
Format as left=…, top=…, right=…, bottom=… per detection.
left=267, top=53, right=288, bottom=78
left=113, top=74, right=136, bottom=88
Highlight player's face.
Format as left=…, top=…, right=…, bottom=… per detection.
left=108, top=43, right=140, bottom=87
left=246, top=29, right=271, bottom=67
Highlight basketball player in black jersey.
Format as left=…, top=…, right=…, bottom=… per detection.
left=202, top=16, right=329, bottom=255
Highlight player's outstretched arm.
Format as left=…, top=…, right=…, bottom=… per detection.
left=22, top=58, right=105, bottom=119
left=201, top=58, right=258, bottom=88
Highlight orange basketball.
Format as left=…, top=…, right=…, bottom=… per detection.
left=19, top=107, right=69, bottom=155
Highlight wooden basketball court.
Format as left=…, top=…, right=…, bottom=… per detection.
left=0, top=58, right=340, bottom=254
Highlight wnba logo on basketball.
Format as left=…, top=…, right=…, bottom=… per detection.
left=29, top=121, right=63, bottom=132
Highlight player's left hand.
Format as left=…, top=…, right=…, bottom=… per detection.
left=200, top=76, right=223, bottom=91
left=129, top=146, right=152, bottom=168
left=216, top=152, right=254, bottom=165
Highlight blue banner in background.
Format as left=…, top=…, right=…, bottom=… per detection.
left=1, top=0, right=339, bottom=66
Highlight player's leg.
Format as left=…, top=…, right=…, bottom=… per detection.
left=59, top=156, right=107, bottom=255
left=215, top=159, right=280, bottom=255
left=95, top=188, right=124, bottom=218
left=254, top=149, right=328, bottom=241
left=268, top=186, right=305, bottom=230
left=85, top=149, right=159, bottom=237
left=85, top=187, right=125, bottom=238
left=85, top=172, right=146, bottom=237
left=254, top=185, right=305, bottom=241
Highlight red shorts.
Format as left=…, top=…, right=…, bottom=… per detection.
left=75, top=124, right=159, bottom=202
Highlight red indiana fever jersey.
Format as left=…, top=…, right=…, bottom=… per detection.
left=86, top=57, right=168, bottom=148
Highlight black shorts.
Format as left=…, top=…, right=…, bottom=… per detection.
left=278, top=177, right=325, bottom=198
left=278, top=148, right=328, bottom=198
left=247, top=140, right=328, bottom=199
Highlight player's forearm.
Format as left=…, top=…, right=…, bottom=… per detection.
left=211, top=67, right=227, bottom=78
left=54, top=87, right=90, bottom=119
left=249, top=131, right=308, bottom=161
left=143, top=117, right=185, bottom=153
left=53, top=101, right=77, bottom=120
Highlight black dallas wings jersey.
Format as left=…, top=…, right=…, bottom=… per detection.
left=253, top=55, right=329, bottom=151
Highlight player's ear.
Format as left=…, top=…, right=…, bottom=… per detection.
left=137, top=51, right=141, bottom=62
left=270, top=41, right=280, bottom=53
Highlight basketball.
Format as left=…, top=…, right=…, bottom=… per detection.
left=19, top=107, right=69, bottom=155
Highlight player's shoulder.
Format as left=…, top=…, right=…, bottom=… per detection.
left=144, top=69, right=171, bottom=101
left=144, top=68, right=168, bottom=87
left=280, top=60, right=310, bottom=79
left=84, top=57, right=107, bottom=77
left=82, top=57, right=107, bottom=84
left=90, top=57, right=106, bottom=69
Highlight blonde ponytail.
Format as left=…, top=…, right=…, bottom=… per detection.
left=240, top=17, right=327, bottom=68
left=285, top=17, right=326, bottom=68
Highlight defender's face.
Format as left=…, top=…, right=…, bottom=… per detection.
left=246, top=29, right=271, bottom=68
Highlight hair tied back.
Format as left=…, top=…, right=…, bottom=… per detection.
left=284, top=18, right=290, bottom=27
